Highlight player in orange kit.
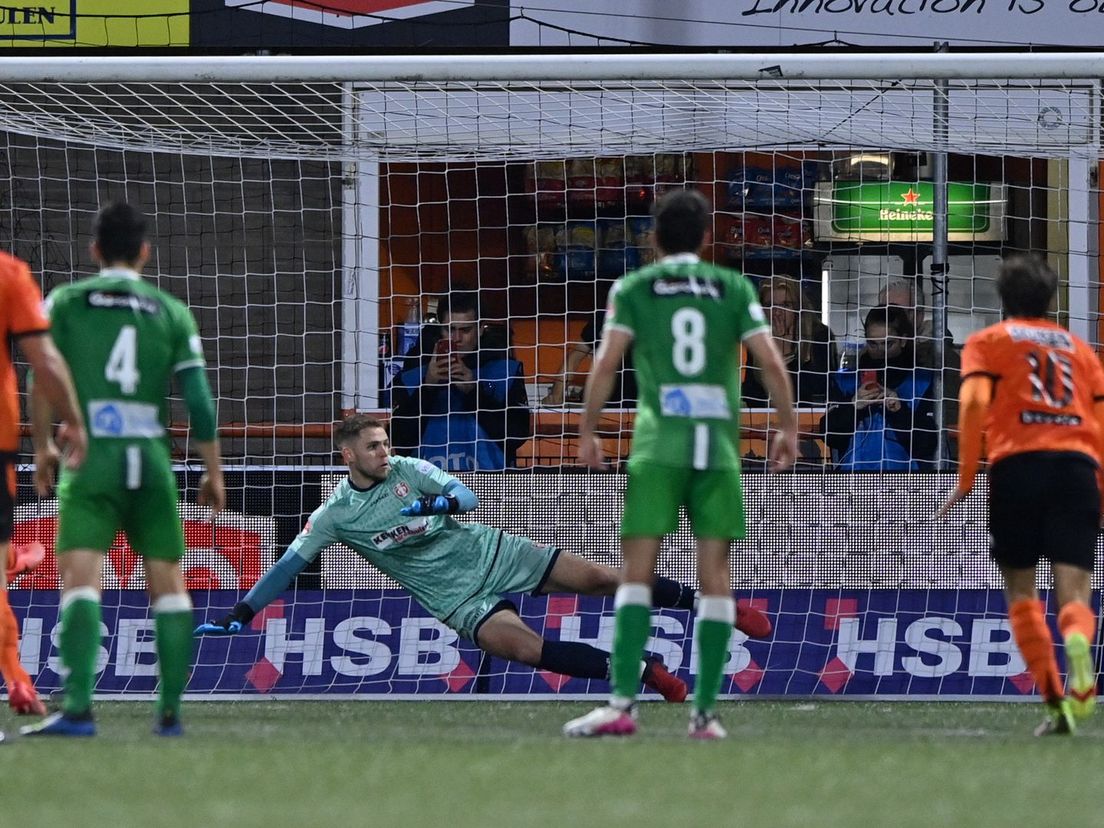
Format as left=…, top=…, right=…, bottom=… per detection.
left=938, top=254, right=1103, bottom=736
left=0, top=251, right=85, bottom=727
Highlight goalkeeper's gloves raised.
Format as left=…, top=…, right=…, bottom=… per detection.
left=400, top=495, right=461, bottom=516
left=193, top=601, right=256, bottom=637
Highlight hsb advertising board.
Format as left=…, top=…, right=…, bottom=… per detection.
left=7, top=589, right=1083, bottom=699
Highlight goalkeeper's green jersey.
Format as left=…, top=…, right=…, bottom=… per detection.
left=607, top=254, right=768, bottom=470
left=45, top=268, right=206, bottom=446
left=285, top=455, right=507, bottom=623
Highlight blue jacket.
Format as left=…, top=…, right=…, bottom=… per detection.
left=390, top=350, right=531, bottom=471
left=824, top=349, right=937, bottom=472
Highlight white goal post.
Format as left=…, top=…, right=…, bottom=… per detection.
left=4, top=53, right=1102, bottom=700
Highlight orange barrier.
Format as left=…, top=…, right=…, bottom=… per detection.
left=18, top=407, right=828, bottom=468
left=518, top=408, right=827, bottom=468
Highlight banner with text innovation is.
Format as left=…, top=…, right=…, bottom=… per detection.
left=9, top=589, right=1093, bottom=700
left=509, top=0, right=1104, bottom=49
left=0, top=0, right=188, bottom=47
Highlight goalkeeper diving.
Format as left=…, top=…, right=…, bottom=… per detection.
left=195, top=413, right=772, bottom=700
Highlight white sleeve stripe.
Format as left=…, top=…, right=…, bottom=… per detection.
left=606, top=322, right=635, bottom=338
left=741, top=325, right=771, bottom=342
left=173, top=358, right=205, bottom=373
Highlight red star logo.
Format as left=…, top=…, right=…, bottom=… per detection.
left=901, top=188, right=920, bottom=205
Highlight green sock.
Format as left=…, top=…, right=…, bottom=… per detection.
left=610, top=584, right=652, bottom=702
left=59, top=591, right=102, bottom=716
left=154, top=595, right=195, bottom=719
left=694, top=597, right=734, bottom=715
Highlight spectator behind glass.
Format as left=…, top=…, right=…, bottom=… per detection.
left=741, top=276, right=836, bottom=407
left=880, top=276, right=962, bottom=454
left=390, top=290, right=532, bottom=470
left=822, top=305, right=937, bottom=471
left=541, top=300, right=637, bottom=408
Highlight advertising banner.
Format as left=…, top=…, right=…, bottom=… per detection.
left=222, top=0, right=475, bottom=29
left=0, top=0, right=189, bottom=47
left=193, top=0, right=508, bottom=48
left=510, top=0, right=1104, bottom=49
left=8, top=588, right=1085, bottom=699
left=813, top=181, right=1007, bottom=242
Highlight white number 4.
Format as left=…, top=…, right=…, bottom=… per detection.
left=106, top=325, right=140, bottom=395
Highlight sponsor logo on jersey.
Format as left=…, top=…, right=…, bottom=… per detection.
left=415, top=460, right=436, bottom=476
left=1007, top=325, right=1074, bottom=351
left=393, top=482, right=410, bottom=498
left=371, top=517, right=430, bottom=549
left=651, top=276, right=725, bottom=299
left=87, top=290, right=161, bottom=315
left=1021, top=410, right=1082, bottom=426
left=91, top=402, right=124, bottom=436
left=660, top=383, right=732, bottom=419
left=224, top=0, right=474, bottom=29
left=87, top=400, right=164, bottom=438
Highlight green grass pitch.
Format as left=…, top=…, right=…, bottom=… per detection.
left=2, top=700, right=1102, bottom=827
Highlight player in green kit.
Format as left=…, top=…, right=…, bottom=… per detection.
left=563, top=189, right=799, bottom=740
left=195, top=413, right=775, bottom=701
left=22, top=202, right=225, bottom=737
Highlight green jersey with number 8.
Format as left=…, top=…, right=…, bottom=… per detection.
left=606, top=254, right=768, bottom=470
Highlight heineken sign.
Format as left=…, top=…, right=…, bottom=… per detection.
left=813, top=181, right=1006, bottom=242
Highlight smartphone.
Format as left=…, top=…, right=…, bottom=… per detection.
left=860, top=369, right=878, bottom=387
left=434, top=338, right=451, bottom=356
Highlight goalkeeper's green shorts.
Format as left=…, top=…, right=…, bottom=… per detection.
left=620, top=458, right=746, bottom=540
left=444, top=532, right=560, bottom=641
left=55, top=440, right=186, bottom=560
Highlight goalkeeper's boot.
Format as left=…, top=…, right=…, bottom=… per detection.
left=155, top=711, right=184, bottom=737
left=5, top=541, right=44, bottom=582
left=688, top=710, right=728, bottom=741
left=735, top=602, right=772, bottom=639
left=20, top=710, right=96, bottom=738
left=642, top=656, right=688, bottom=703
left=1033, top=698, right=1075, bottom=737
left=1064, top=632, right=1097, bottom=720
left=563, top=704, right=637, bottom=738
left=8, top=681, right=46, bottom=716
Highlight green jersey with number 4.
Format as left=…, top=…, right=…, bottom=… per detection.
left=46, top=268, right=206, bottom=557
left=606, top=254, right=768, bottom=470
left=46, top=268, right=205, bottom=447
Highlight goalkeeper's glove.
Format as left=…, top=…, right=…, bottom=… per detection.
left=193, top=601, right=256, bottom=636
left=400, top=495, right=461, bottom=516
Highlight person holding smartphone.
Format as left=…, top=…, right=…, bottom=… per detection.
left=822, top=305, right=938, bottom=471
left=390, top=290, right=532, bottom=471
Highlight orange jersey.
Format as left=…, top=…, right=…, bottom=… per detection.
left=0, top=252, right=48, bottom=453
left=960, top=318, right=1104, bottom=467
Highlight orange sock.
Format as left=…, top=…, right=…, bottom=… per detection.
left=1058, top=602, right=1096, bottom=643
left=0, top=589, right=33, bottom=688
left=1008, top=599, right=1064, bottom=703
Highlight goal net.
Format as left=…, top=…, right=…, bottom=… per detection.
left=7, top=54, right=1103, bottom=699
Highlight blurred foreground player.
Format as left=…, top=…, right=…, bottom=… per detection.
left=938, top=254, right=1102, bottom=736
left=0, top=248, right=85, bottom=729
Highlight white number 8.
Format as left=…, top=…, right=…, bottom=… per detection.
left=671, top=307, right=706, bottom=376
